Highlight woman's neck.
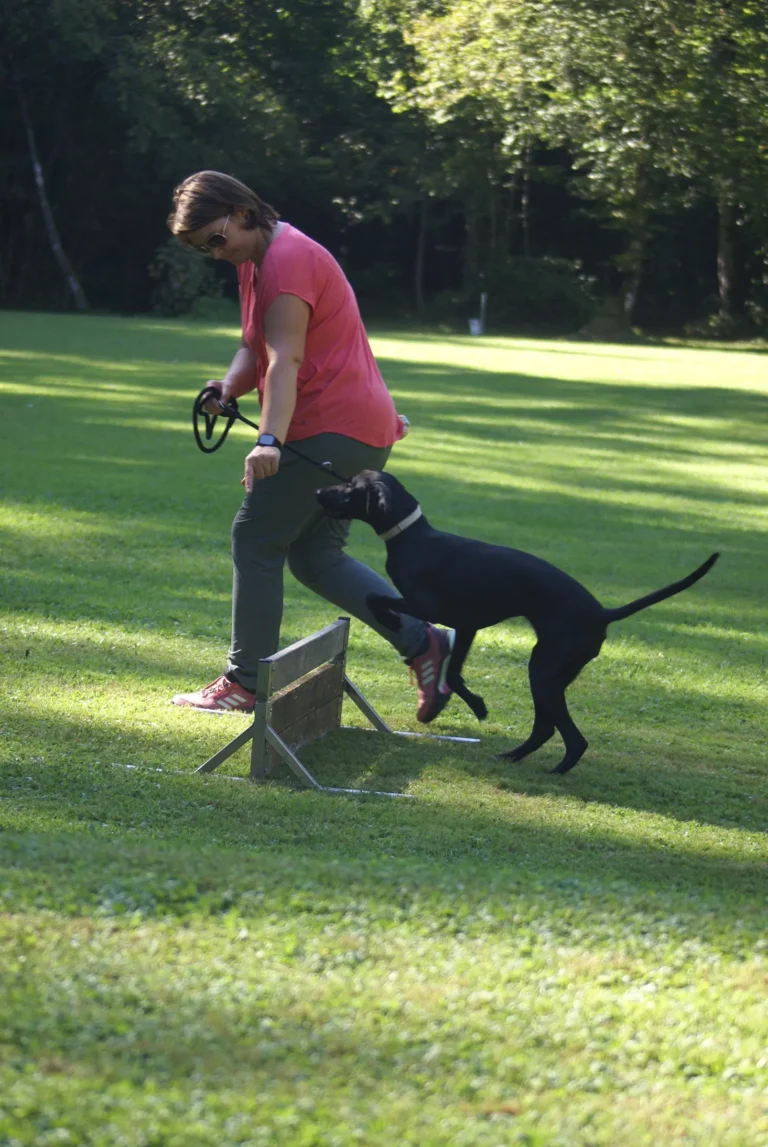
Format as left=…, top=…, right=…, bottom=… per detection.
left=254, top=221, right=285, bottom=266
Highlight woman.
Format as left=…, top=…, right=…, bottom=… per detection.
left=166, top=170, right=453, bottom=721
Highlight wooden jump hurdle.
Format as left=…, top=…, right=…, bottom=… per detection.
left=196, top=618, right=479, bottom=796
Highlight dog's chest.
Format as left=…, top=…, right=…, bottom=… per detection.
left=385, top=539, right=500, bottom=626
left=383, top=539, right=442, bottom=597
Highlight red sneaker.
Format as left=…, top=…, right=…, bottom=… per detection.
left=407, top=625, right=455, bottom=723
left=172, top=675, right=255, bottom=712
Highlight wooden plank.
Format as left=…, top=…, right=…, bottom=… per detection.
left=265, top=681, right=343, bottom=772
left=262, top=660, right=345, bottom=775
left=270, top=660, right=344, bottom=734
left=260, top=619, right=348, bottom=697
left=273, top=696, right=342, bottom=752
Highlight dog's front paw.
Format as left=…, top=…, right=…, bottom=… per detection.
left=467, top=693, right=487, bottom=721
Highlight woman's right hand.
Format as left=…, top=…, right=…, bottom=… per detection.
left=202, top=380, right=226, bottom=414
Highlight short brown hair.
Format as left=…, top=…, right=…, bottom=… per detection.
left=167, top=170, right=279, bottom=236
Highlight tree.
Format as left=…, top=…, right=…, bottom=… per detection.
left=371, top=0, right=547, bottom=284
left=384, top=0, right=768, bottom=322
left=658, top=1, right=768, bottom=323
left=0, top=0, right=118, bottom=308
left=0, top=0, right=434, bottom=311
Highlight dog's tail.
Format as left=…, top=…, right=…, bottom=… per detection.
left=603, top=552, right=719, bottom=625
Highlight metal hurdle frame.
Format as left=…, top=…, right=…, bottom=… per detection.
left=195, top=618, right=479, bottom=797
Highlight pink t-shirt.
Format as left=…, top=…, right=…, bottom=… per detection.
left=237, top=224, right=403, bottom=447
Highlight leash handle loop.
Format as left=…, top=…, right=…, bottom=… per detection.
left=192, top=386, right=241, bottom=453
left=192, top=385, right=350, bottom=481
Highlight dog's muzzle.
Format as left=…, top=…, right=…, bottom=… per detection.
left=316, top=488, right=350, bottom=517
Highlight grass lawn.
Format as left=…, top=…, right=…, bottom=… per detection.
left=0, top=310, right=766, bottom=1146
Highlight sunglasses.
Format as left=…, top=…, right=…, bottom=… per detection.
left=193, top=213, right=231, bottom=254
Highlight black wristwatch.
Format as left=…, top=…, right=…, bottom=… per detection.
left=256, top=433, right=283, bottom=450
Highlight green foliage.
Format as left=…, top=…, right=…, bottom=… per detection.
left=432, top=257, right=595, bottom=333
left=682, top=312, right=761, bottom=340
left=188, top=295, right=241, bottom=324
left=3, top=0, right=768, bottom=328
left=744, top=260, right=768, bottom=333
left=1, top=312, right=767, bottom=1142
left=148, top=239, right=223, bottom=318
left=382, top=0, right=768, bottom=316
left=349, top=259, right=406, bottom=305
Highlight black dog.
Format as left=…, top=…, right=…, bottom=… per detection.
left=317, top=469, right=718, bottom=774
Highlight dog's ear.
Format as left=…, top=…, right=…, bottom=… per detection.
left=372, top=478, right=392, bottom=516
left=362, top=478, right=390, bottom=522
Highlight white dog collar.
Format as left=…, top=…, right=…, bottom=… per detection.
left=378, top=505, right=423, bottom=541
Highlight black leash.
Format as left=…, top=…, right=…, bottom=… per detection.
left=192, top=386, right=350, bottom=482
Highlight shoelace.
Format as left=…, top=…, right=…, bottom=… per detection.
left=202, top=676, right=229, bottom=695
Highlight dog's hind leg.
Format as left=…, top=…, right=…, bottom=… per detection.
left=543, top=644, right=595, bottom=773
left=546, top=692, right=588, bottom=775
left=501, top=640, right=592, bottom=772
left=445, top=628, right=487, bottom=720
left=549, top=636, right=605, bottom=773
left=499, top=643, right=556, bottom=762
left=499, top=709, right=555, bottom=762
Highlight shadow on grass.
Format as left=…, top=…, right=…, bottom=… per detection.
left=2, top=324, right=765, bottom=872
left=1, top=824, right=763, bottom=1126
left=1, top=757, right=766, bottom=920
left=0, top=311, right=241, bottom=364
left=1, top=582, right=766, bottom=824
left=1, top=698, right=765, bottom=853
left=369, top=324, right=768, bottom=357
left=378, top=362, right=768, bottom=453
left=4, top=362, right=767, bottom=550
left=4, top=341, right=767, bottom=535
left=2, top=455, right=763, bottom=705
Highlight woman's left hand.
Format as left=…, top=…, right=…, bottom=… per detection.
left=242, top=445, right=281, bottom=491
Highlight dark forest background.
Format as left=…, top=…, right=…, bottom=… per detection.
left=2, top=0, right=767, bottom=336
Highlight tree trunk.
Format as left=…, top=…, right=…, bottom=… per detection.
left=503, top=174, right=517, bottom=257
left=488, top=173, right=498, bottom=263
left=15, top=78, right=89, bottom=311
left=464, top=200, right=480, bottom=287
left=717, top=194, right=739, bottom=322
left=622, top=231, right=646, bottom=321
left=414, top=198, right=428, bottom=317
left=621, top=161, right=649, bottom=322
left=521, top=146, right=532, bottom=257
